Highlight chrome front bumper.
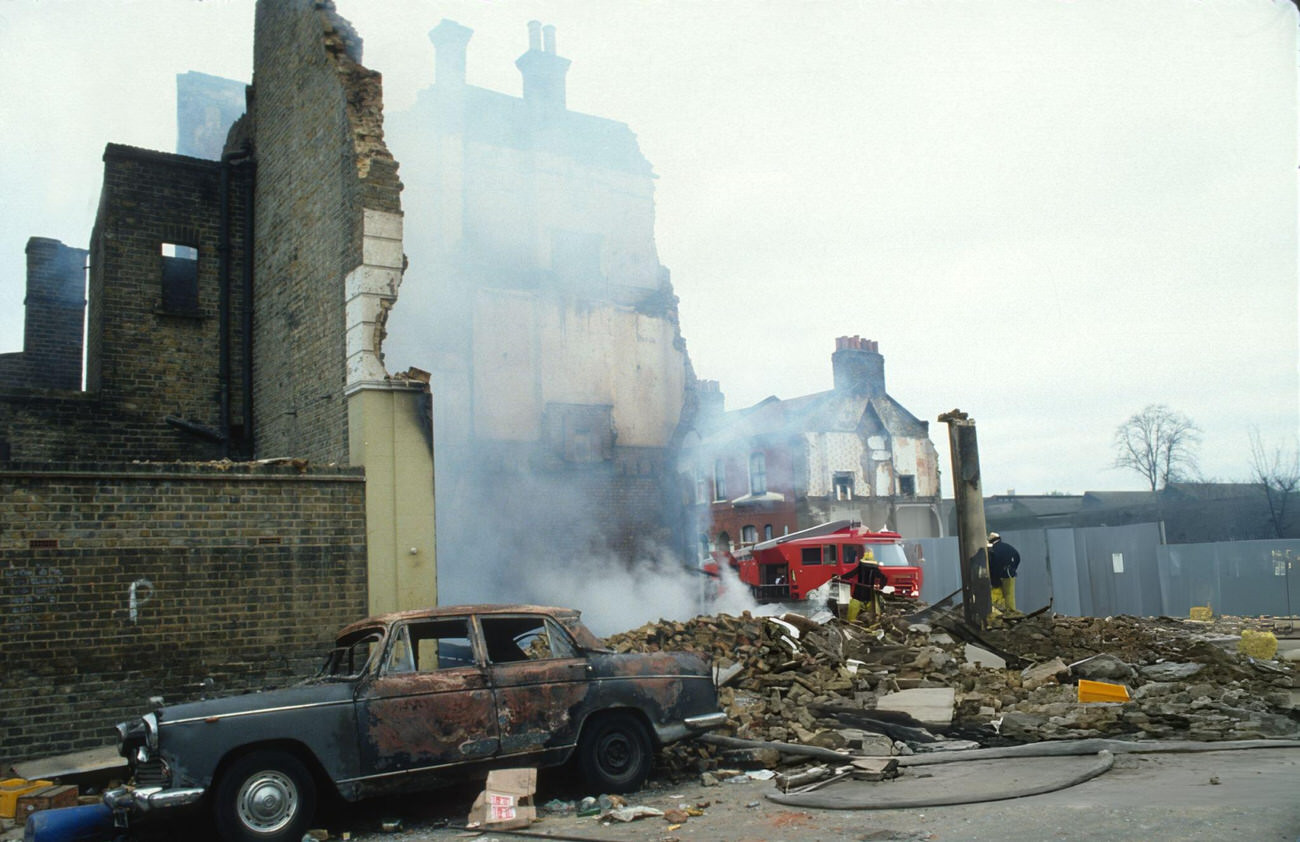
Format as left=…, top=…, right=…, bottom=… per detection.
left=104, top=785, right=206, bottom=816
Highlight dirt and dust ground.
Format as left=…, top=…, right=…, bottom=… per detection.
left=330, top=747, right=1300, bottom=842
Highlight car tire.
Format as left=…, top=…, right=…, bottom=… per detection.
left=577, top=712, right=653, bottom=793
left=213, top=749, right=316, bottom=842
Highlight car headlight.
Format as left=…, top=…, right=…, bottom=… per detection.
left=143, top=712, right=159, bottom=751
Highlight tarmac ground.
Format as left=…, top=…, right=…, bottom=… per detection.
left=318, top=745, right=1300, bottom=842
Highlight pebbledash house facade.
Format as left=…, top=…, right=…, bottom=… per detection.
left=680, top=337, right=942, bottom=561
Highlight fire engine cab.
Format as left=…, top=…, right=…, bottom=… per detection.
left=728, top=520, right=922, bottom=603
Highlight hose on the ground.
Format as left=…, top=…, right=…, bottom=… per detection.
left=768, top=749, right=1116, bottom=809
left=764, top=738, right=1300, bottom=809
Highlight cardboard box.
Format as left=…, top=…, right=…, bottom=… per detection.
left=466, top=768, right=537, bottom=831
left=17, top=785, right=78, bottom=825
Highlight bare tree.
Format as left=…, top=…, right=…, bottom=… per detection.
left=1112, top=404, right=1201, bottom=491
left=1249, top=428, right=1300, bottom=538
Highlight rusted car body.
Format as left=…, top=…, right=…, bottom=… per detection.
left=105, top=604, right=725, bottom=842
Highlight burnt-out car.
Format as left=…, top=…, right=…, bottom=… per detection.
left=105, top=604, right=725, bottom=842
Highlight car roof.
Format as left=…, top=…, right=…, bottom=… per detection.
left=336, top=604, right=581, bottom=639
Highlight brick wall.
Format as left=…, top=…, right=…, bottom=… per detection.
left=250, top=1, right=402, bottom=463
left=0, top=462, right=367, bottom=762
left=83, top=144, right=252, bottom=461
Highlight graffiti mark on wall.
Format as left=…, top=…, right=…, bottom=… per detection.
left=129, top=578, right=154, bottom=624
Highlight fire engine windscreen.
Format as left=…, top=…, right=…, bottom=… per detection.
left=859, top=543, right=910, bottom=567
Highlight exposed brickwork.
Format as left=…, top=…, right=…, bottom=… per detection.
left=0, top=238, right=87, bottom=391
left=85, top=144, right=253, bottom=460
left=0, top=146, right=254, bottom=464
left=0, top=462, right=367, bottom=761
left=250, top=0, right=402, bottom=463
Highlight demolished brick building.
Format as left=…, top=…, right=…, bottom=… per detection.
left=0, top=0, right=434, bottom=761
left=380, top=19, right=701, bottom=596
left=681, top=337, right=942, bottom=562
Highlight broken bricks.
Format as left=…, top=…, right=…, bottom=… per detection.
left=605, top=604, right=1300, bottom=769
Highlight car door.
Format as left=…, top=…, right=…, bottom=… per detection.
left=480, top=614, right=591, bottom=759
left=354, top=616, right=499, bottom=782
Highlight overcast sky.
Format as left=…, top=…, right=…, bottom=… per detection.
left=1, top=0, right=1296, bottom=495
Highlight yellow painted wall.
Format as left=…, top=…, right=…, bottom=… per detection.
left=347, top=385, right=438, bottom=615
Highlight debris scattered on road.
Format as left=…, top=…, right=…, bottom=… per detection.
left=604, top=603, right=1299, bottom=781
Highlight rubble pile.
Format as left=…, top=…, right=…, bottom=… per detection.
left=604, top=606, right=1300, bottom=777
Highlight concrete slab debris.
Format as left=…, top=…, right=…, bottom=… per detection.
left=964, top=643, right=1006, bottom=669
left=875, top=688, right=955, bottom=726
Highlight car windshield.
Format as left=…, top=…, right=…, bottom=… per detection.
left=314, top=629, right=383, bottom=680
left=862, top=542, right=909, bottom=567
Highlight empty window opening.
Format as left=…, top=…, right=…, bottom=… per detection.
left=833, top=472, right=854, bottom=501
left=713, top=460, right=727, bottom=500
left=383, top=618, right=474, bottom=674
left=898, top=475, right=916, bottom=497
left=481, top=616, right=577, bottom=664
left=160, top=242, right=199, bottom=315
left=749, top=452, right=767, bottom=495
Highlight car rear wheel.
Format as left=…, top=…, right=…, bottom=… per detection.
left=214, top=749, right=316, bottom=842
left=577, top=712, right=652, bottom=793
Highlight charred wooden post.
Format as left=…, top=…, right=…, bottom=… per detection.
left=938, top=409, right=992, bottom=628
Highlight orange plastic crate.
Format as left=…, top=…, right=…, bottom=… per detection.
left=0, top=779, right=53, bottom=819
left=1077, top=679, right=1130, bottom=703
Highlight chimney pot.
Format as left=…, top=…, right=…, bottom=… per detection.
left=527, top=20, right=542, bottom=51
left=543, top=24, right=557, bottom=54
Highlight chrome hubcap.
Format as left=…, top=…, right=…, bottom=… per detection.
left=237, top=770, right=297, bottom=833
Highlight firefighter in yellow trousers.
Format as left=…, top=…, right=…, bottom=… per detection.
left=988, top=532, right=1020, bottom=614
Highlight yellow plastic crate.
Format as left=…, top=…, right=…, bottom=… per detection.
left=1077, top=679, right=1130, bottom=703
left=0, top=779, right=53, bottom=819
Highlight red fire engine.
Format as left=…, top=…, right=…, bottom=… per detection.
left=724, top=520, right=922, bottom=603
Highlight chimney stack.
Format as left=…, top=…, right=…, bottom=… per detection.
left=429, top=19, right=473, bottom=87
left=697, top=379, right=725, bottom=419
left=832, top=336, right=886, bottom=397
left=516, top=21, right=571, bottom=115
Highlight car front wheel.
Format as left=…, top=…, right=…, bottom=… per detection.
left=577, top=712, right=652, bottom=793
left=213, top=749, right=316, bottom=842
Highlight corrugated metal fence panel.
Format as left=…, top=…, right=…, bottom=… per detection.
left=1046, top=528, right=1083, bottom=616
left=1158, top=540, right=1300, bottom=617
left=1072, top=523, right=1163, bottom=617
left=909, top=537, right=961, bottom=604
left=910, top=526, right=1296, bottom=617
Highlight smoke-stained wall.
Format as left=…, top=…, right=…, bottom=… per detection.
left=0, top=238, right=86, bottom=392
left=383, top=20, right=694, bottom=599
